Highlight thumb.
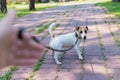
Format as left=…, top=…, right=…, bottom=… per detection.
left=0, top=9, right=16, bottom=50
left=0, top=9, right=16, bottom=28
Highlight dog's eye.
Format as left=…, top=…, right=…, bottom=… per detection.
left=80, top=31, right=82, bottom=34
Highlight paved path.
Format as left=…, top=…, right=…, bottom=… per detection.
left=1, top=2, right=120, bottom=80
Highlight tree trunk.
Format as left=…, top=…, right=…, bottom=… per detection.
left=0, top=0, right=7, bottom=13
left=29, top=0, right=35, bottom=10
left=54, top=0, right=59, bottom=2
left=37, top=0, right=42, bottom=2
left=112, top=0, right=120, bottom=2
left=54, top=0, right=69, bottom=2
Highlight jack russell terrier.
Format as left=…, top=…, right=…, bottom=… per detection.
left=49, top=23, right=88, bottom=65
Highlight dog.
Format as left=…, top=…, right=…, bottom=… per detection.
left=49, top=23, right=88, bottom=65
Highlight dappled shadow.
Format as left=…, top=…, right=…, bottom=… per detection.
left=13, top=3, right=108, bottom=29
left=1, top=2, right=120, bottom=80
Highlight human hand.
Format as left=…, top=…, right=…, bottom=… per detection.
left=0, top=9, right=45, bottom=58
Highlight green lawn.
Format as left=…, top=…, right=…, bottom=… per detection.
left=0, top=2, right=61, bottom=19
left=97, top=0, right=120, bottom=47
left=0, top=0, right=103, bottom=19
left=96, top=0, right=120, bottom=18
left=2, top=0, right=120, bottom=19
left=9, top=3, right=60, bottom=17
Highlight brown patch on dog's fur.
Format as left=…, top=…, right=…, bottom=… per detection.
left=84, top=26, right=88, bottom=34
left=76, top=26, right=88, bottom=31
left=76, top=27, right=82, bottom=38
left=51, top=35, right=55, bottom=38
left=76, top=27, right=80, bottom=31
left=76, top=26, right=88, bottom=37
left=85, top=26, right=88, bottom=31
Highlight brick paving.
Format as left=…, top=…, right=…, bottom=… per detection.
left=1, top=1, right=120, bottom=80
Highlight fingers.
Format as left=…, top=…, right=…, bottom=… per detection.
left=12, top=37, right=45, bottom=58
left=23, top=32, right=32, bottom=41
left=17, top=32, right=45, bottom=52
left=28, top=40, right=45, bottom=52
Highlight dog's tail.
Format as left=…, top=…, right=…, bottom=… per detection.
left=49, top=23, right=57, bottom=38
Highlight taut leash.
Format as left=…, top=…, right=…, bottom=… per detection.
left=32, top=36, right=79, bottom=52
left=17, top=28, right=80, bottom=52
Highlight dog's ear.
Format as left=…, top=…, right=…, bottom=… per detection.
left=76, top=27, right=80, bottom=31
left=85, top=26, right=88, bottom=31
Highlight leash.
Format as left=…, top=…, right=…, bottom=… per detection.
left=32, top=34, right=79, bottom=52
left=17, top=28, right=80, bottom=52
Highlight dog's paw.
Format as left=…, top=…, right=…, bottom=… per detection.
left=57, top=62, right=62, bottom=65
left=79, top=56, right=83, bottom=60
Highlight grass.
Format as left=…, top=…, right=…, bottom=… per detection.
left=108, top=23, right=120, bottom=46
left=114, top=36, right=120, bottom=46
left=97, top=1, right=120, bottom=78
left=0, top=2, right=61, bottom=19
left=35, top=24, right=50, bottom=34
left=98, top=2, right=120, bottom=47
left=25, top=57, right=45, bottom=80
left=9, top=3, right=59, bottom=17
left=96, top=0, right=120, bottom=18
left=33, top=57, right=45, bottom=72
left=96, top=0, right=120, bottom=47
left=0, top=0, right=106, bottom=19
left=106, top=78, right=112, bottom=80
left=0, top=66, right=18, bottom=80
left=0, top=0, right=84, bottom=19
left=95, top=23, right=111, bottom=79
left=95, top=20, right=105, bottom=50
left=25, top=51, right=47, bottom=80
left=25, top=22, right=58, bottom=80
left=35, top=21, right=58, bottom=34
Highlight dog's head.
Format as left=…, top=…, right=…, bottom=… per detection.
left=75, top=26, right=88, bottom=41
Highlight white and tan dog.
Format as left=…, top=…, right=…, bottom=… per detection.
left=49, top=23, right=88, bottom=65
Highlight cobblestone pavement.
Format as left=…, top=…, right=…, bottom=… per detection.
left=1, top=1, right=120, bottom=80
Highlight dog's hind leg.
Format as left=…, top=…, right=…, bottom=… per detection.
left=51, top=50, right=54, bottom=57
left=54, top=51, right=62, bottom=65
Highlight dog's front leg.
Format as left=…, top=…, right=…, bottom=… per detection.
left=54, top=51, right=62, bottom=65
left=74, top=45, right=83, bottom=60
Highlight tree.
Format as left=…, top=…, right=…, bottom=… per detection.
left=54, top=0, right=69, bottom=2
left=0, top=0, right=7, bottom=13
left=37, top=0, right=42, bottom=2
left=29, top=0, right=35, bottom=10
left=112, top=0, right=120, bottom=2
